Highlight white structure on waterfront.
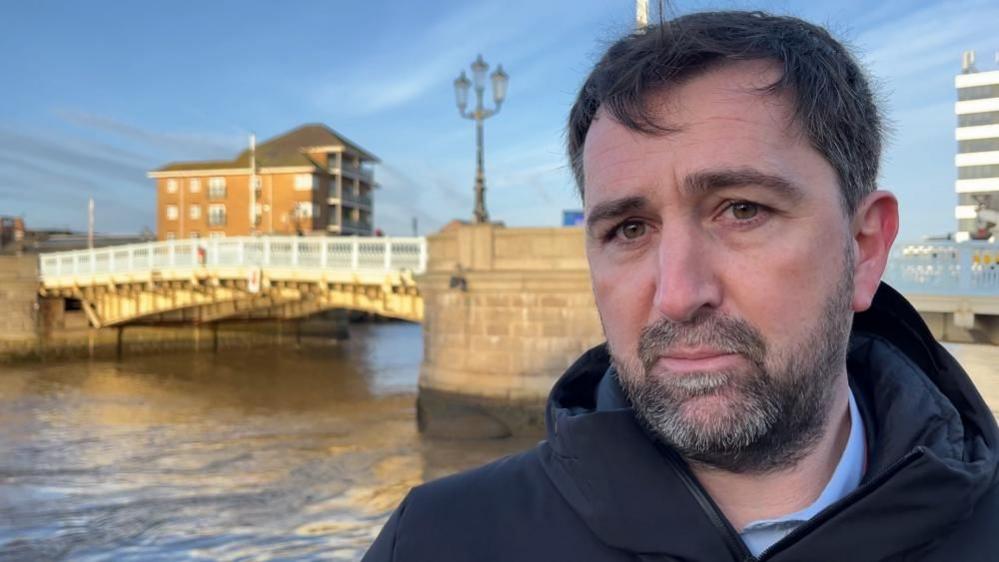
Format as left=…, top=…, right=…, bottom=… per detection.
left=955, top=50, right=999, bottom=241
left=37, top=236, right=428, bottom=327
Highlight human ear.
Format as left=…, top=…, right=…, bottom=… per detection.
left=849, top=190, right=899, bottom=312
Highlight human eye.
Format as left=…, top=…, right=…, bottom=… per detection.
left=605, top=219, right=649, bottom=243
left=718, top=200, right=770, bottom=226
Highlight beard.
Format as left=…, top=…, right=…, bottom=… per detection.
left=612, top=250, right=855, bottom=474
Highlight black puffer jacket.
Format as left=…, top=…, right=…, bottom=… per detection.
left=365, top=284, right=999, bottom=561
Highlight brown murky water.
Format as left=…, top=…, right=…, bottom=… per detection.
left=0, top=323, right=534, bottom=561
left=0, top=324, right=996, bottom=561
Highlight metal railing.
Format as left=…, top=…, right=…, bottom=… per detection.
left=39, top=235, right=427, bottom=280
left=344, top=190, right=373, bottom=208
left=331, top=163, right=374, bottom=182
left=884, top=241, right=999, bottom=295
left=37, top=238, right=999, bottom=296
left=328, top=189, right=372, bottom=208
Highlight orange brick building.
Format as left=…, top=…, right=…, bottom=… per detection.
left=148, top=124, right=378, bottom=240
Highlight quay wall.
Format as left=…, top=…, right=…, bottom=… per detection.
left=415, top=226, right=999, bottom=438
left=417, top=224, right=603, bottom=438
left=0, top=318, right=344, bottom=363
left=0, top=256, right=39, bottom=340
left=917, top=311, right=999, bottom=345
left=0, top=253, right=350, bottom=363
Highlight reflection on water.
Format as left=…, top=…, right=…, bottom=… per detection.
left=0, top=323, right=534, bottom=561
left=1, top=324, right=995, bottom=561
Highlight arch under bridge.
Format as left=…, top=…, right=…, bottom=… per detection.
left=38, top=236, right=426, bottom=327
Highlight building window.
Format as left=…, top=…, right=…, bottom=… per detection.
left=208, top=177, right=227, bottom=199
left=190, top=231, right=200, bottom=239
left=189, top=178, right=201, bottom=193
left=959, top=193, right=984, bottom=205
left=958, top=84, right=999, bottom=102
left=166, top=179, right=178, bottom=193
left=189, top=205, right=202, bottom=220
left=958, top=164, right=999, bottom=180
left=957, top=111, right=999, bottom=128
left=209, top=231, right=225, bottom=240
left=959, top=139, right=999, bottom=154
left=208, top=204, right=226, bottom=226
left=166, top=205, right=178, bottom=220
left=294, top=201, right=315, bottom=218
left=294, top=174, right=315, bottom=191
left=165, top=232, right=176, bottom=240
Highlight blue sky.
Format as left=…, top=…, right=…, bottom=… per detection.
left=1, top=0, right=997, bottom=241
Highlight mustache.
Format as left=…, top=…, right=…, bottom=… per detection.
left=637, top=311, right=768, bottom=372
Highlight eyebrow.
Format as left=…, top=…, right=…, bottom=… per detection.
left=585, top=195, right=651, bottom=237
left=584, top=168, right=805, bottom=237
left=683, top=168, right=805, bottom=203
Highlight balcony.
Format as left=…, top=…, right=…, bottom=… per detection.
left=330, top=162, right=374, bottom=182
left=341, top=217, right=372, bottom=234
left=327, top=189, right=372, bottom=208
left=347, top=191, right=372, bottom=208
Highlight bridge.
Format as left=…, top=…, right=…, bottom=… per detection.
left=38, top=236, right=427, bottom=327
left=19, top=226, right=999, bottom=437
left=883, top=241, right=999, bottom=330
left=35, top=235, right=998, bottom=331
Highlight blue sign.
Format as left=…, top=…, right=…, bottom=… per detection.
left=562, top=210, right=584, bottom=227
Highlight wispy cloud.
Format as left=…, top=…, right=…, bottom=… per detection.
left=0, top=127, right=151, bottom=185
left=0, top=153, right=106, bottom=199
left=311, top=4, right=509, bottom=116
left=0, top=163, right=152, bottom=233
left=856, top=0, right=999, bottom=81
left=375, top=163, right=446, bottom=226
left=55, top=110, right=246, bottom=161
left=0, top=125, right=157, bottom=231
left=310, top=1, right=605, bottom=118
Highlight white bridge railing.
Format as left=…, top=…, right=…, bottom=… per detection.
left=35, top=238, right=999, bottom=296
left=884, top=241, right=999, bottom=296
left=39, top=236, right=428, bottom=281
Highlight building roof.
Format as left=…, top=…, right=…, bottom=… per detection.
left=153, top=124, right=379, bottom=173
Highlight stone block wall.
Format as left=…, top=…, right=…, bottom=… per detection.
left=417, top=224, right=604, bottom=437
left=919, top=311, right=999, bottom=345
left=0, top=256, right=39, bottom=340
left=0, top=253, right=352, bottom=362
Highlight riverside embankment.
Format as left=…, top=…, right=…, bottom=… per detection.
left=0, top=254, right=350, bottom=363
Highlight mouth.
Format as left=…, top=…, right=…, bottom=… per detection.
left=653, top=348, right=744, bottom=374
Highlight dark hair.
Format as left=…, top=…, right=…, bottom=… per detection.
left=567, top=11, right=882, bottom=214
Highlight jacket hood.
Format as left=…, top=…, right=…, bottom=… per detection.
left=539, top=283, right=999, bottom=560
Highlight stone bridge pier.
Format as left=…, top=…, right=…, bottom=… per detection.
left=417, top=224, right=603, bottom=438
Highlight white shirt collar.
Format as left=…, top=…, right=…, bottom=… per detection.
left=739, top=387, right=867, bottom=555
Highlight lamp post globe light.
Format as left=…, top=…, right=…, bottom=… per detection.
left=453, top=54, right=508, bottom=223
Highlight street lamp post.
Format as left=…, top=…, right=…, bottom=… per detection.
left=453, top=54, right=508, bottom=224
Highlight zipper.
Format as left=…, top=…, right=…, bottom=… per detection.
left=656, top=443, right=756, bottom=562
left=755, top=447, right=925, bottom=561
left=658, top=440, right=925, bottom=562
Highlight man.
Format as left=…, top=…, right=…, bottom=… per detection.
left=365, top=11, right=999, bottom=561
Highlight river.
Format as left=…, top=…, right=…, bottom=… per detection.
left=0, top=323, right=533, bottom=561
left=0, top=324, right=997, bottom=561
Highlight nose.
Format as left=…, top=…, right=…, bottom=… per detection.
left=652, top=231, right=722, bottom=322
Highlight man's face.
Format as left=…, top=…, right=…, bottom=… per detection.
left=582, top=61, right=856, bottom=472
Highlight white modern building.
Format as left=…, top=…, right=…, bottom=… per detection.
left=955, top=50, right=999, bottom=241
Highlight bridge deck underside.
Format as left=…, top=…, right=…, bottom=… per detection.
left=905, top=294, right=999, bottom=316
left=40, top=268, right=423, bottom=327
